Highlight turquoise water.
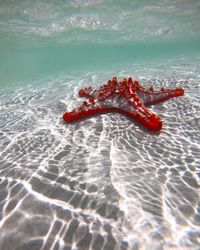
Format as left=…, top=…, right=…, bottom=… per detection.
left=0, top=0, right=200, bottom=86
left=1, top=37, right=200, bottom=85
left=0, top=1, right=200, bottom=250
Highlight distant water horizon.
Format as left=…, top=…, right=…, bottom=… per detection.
left=0, top=0, right=200, bottom=87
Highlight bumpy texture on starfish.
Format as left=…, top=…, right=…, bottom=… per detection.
left=63, top=77, right=184, bottom=131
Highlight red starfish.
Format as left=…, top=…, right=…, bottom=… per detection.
left=63, top=77, right=184, bottom=131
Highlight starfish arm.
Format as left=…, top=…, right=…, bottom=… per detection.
left=121, top=109, right=162, bottom=131
left=63, top=106, right=162, bottom=131
left=122, top=93, right=163, bottom=131
left=78, top=87, right=95, bottom=99
left=78, top=79, right=117, bottom=100
left=136, top=86, right=184, bottom=106
left=63, top=104, right=120, bottom=123
left=64, top=80, right=120, bottom=123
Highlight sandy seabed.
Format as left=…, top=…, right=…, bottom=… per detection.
left=0, top=63, right=200, bottom=250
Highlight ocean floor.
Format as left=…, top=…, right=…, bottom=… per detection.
left=0, top=60, right=200, bottom=249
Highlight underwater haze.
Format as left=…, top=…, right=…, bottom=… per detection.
left=0, top=0, right=200, bottom=85
left=0, top=0, right=200, bottom=249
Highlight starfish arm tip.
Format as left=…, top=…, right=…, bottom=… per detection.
left=63, top=112, right=72, bottom=122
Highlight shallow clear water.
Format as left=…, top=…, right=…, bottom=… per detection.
left=0, top=1, right=200, bottom=250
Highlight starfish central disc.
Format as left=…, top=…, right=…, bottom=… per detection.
left=63, top=77, right=184, bottom=131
